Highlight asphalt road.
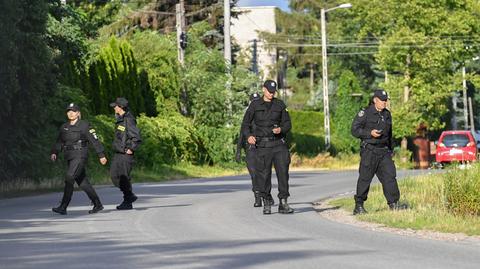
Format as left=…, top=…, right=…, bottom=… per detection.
left=1, top=170, right=479, bottom=269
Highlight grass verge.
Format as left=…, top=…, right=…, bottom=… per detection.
left=0, top=162, right=246, bottom=199
left=330, top=167, right=480, bottom=236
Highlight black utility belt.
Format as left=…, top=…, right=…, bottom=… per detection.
left=256, top=137, right=283, bottom=142
left=64, top=142, right=88, bottom=150
left=256, top=138, right=285, bottom=148
left=363, top=143, right=389, bottom=150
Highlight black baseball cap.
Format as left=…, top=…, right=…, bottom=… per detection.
left=249, top=92, right=260, bottom=101
left=263, top=80, right=277, bottom=93
left=373, top=89, right=389, bottom=101
left=66, top=103, right=80, bottom=112
left=110, top=97, right=129, bottom=108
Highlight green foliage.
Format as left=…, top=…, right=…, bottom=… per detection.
left=86, top=37, right=155, bottom=116
left=46, top=2, right=89, bottom=88
left=69, top=0, right=123, bottom=37
left=129, top=31, right=180, bottom=115
left=134, top=115, right=205, bottom=169
left=444, top=165, right=480, bottom=216
left=183, top=22, right=259, bottom=127
left=290, top=110, right=324, bottom=135
left=0, top=0, right=57, bottom=181
left=289, top=110, right=324, bottom=156
left=195, top=126, right=238, bottom=165
left=353, top=0, right=480, bottom=137
left=331, top=70, right=367, bottom=153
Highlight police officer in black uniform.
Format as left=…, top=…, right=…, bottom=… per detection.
left=110, top=97, right=142, bottom=210
left=351, top=90, right=407, bottom=215
left=236, top=93, right=274, bottom=207
left=51, top=103, right=107, bottom=215
left=241, top=80, right=294, bottom=215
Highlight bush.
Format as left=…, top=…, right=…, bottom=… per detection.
left=135, top=114, right=205, bottom=169
left=289, top=110, right=324, bottom=135
left=195, top=125, right=238, bottom=165
left=289, top=110, right=324, bottom=156
left=443, top=165, right=480, bottom=216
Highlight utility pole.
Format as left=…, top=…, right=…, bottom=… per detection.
left=224, top=0, right=232, bottom=64
left=321, top=8, right=331, bottom=150
left=176, top=0, right=186, bottom=66
left=224, top=0, right=233, bottom=125
left=463, top=66, right=468, bottom=130
left=176, top=0, right=188, bottom=115
left=252, top=39, right=258, bottom=75
left=452, top=93, right=458, bottom=129
left=468, top=97, right=475, bottom=132
left=320, top=3, right=352, bottom=150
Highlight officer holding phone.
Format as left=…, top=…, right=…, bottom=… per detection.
left=351, top=90, right=407, bottom=215
left=241, top=80, right=294, bottom=215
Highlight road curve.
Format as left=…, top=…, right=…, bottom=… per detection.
left=1, top=170, right=479, bottom=269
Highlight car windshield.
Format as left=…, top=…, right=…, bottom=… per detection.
left=442, top=134, right=470, bottom=147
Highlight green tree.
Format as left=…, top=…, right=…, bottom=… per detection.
left=129, top=31, right=180, bottom=115
left=351, top=0, right=480, bottom=139
left=331, top=70, right=367, bottom=153
left=87, top=37, right=155, bottom=116
left=0, top=0, right=57, bottom=181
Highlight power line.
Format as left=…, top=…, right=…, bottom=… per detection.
left=272, top=33, right=480, bottom=41
left=265, top=42, right=480, bottom=49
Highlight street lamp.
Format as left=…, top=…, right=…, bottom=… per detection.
left=321, top=3, right=352, bottom=150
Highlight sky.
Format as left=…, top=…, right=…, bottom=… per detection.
left=237, top=0, right=290, bottom=12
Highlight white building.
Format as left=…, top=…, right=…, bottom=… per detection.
left=231, top=6, right=277, bottom=79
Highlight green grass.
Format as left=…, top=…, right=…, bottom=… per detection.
left=330, top=168, right=480, bottom=236
left=0, top=162, right=247, bottom=199
left=291, top=152, right=360, bottom=170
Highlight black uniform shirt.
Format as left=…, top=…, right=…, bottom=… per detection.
left=351, top=104, right=393, bottom=149
left=51, top=120, right=105, bottom=160
left=241, top=98, right=291, bottom=139
left=112, top=112, right=142, bottom=154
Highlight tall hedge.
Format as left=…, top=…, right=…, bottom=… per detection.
left=86, top=37, right=155, bottom=116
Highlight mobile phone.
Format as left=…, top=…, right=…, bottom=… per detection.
left=377, top=129, right=383, bottom=134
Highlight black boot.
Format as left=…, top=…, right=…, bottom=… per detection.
left=266, top=194, right=275, bottom=206
left=126, top=193, right=138, bottom=204
left=278, top=198, right=294, bottom=214
left=88, top=199, right=104, bottom=214
left=52, top=203, right=68, bottom=215
left=388, top=201, right=408, bottom=211
left=253, top=192, right=262, bottom=207
left=116, top=201, right=133, bottom=210
left=353, top=203, right=367, bottom=215
left=262, top=198, right=271, bottom=215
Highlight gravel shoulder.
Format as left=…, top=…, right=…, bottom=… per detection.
left=314, top=195, right=480, bottom=245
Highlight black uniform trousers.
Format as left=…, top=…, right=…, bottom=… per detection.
left=246, top=145, right=272, bottom=194
left=255, top=143, right=290, bottom=199
left=355, top=145, right=400, bottom=204
left=111, top=153, right=135, bottom=199
left=61, top=157, right=100, bottom=205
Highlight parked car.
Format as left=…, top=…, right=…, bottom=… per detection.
left=436, top=130, right=477, bottom=164
left=472, top=130, right=480, bottom=151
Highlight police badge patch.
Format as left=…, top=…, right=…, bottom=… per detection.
left=358, top=110, right=365, bottom=117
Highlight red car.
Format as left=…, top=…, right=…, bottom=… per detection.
left=436, top=130, right=477, bottom=164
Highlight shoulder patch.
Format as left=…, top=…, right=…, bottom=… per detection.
left=285, top=108, right=288, bottom=112
left=358, top=110, right=365, bottom=117
left=89, top=129, right=96, bottom=133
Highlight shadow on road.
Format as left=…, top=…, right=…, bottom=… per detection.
left=0, top=234, right=373, bottom=269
